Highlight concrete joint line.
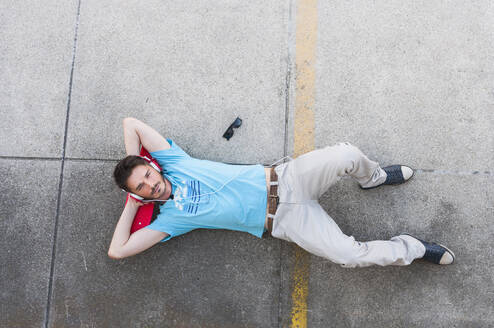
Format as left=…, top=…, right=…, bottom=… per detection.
left=416, top=169, right=492, bottom=176
left=279, top=0, right=296, bottom=326
left=0, top=156, right=491, bottom=177
left=0, top=156, right=62, bottom=161
left=0, top=156, right=120, bottom=162
left=44, top=1, right=82, bottom=327
left=66, top=157, right=120, bottom=162
left=0, top=156, right=118, bottom=162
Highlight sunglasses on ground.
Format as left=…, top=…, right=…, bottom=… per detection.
left=222, top=117, right=242, bottom=140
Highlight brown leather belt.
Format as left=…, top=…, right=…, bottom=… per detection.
left=266, top=167, right=279, bottom=234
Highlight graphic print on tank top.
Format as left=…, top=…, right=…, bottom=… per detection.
left=172, top=179, right=209, bottom=214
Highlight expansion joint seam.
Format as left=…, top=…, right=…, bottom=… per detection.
left=44, top=1, right=82, bottom=327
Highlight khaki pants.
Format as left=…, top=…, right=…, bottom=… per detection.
left=271, top=142, right=425, bottom=268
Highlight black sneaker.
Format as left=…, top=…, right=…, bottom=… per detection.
left=405, top=234, right=455, bottom=265
left=361, top=165, right=414, bottom=190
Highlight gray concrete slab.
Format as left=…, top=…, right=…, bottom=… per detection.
left=280, top=3, right=494, bottom=325
left=0, top=159, right=61, bottom=327
left=290, top=173, right=493, bottom=327
left=65, top=0, right=290, bottom=164
left=0, top=0, right=78, bottom=157
left=274, top=3, right=494, bottom=323
left=3, top=0, right=494, bottom=326
left=315, top=1, right=494, bottom=169
left=277, top=242, right=300, bottom=328
left=49, top=160, right=282, bottom=327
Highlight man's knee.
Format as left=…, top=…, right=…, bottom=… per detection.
left=323, top=142, right=364, bottom=172
left=335, top=142, right=363, bottom=156
left=322, top=237, right=368, bottom=266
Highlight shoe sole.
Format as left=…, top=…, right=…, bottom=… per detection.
left=436, top=243, right=456, bottom=264
left=360, top=165, right=415, bottom=190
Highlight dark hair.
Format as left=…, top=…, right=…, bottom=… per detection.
left=113, top=155, right=148, bottom=191
left=150, top=202, right=161, bottom=223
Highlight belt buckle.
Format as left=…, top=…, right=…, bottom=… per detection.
left=268, top=194, right=279, bottom=209
left=268, top=194, right=279, bottom=202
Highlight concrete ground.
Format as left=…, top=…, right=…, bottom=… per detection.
left=1, top=0, right=493, bottom=327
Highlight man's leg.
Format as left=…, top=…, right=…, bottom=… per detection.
left=272, top=201, right=426, bottom=268
left=271, top=144, right=453, bottom=267
left=282, top=142, right=388, bottom=200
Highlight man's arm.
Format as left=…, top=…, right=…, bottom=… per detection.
left=108, top=118, right=170, bottom=259
left=108, top=197, right=169, bottom=259
left=122, top=117, right=170, bottom=155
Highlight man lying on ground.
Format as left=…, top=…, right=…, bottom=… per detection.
left=108, top=118, right=455, bottom=267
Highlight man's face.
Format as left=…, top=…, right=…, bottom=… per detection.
left=126, top=164, right=169, bottom=200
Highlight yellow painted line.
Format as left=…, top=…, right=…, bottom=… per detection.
left=291, top=0, right=317, bottom=327
left=290, top=245, right=311, bottom=328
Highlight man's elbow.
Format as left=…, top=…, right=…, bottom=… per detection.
left=122, top=117, right=138, bottom=128
left=108, top=248, right=124, bottom=260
